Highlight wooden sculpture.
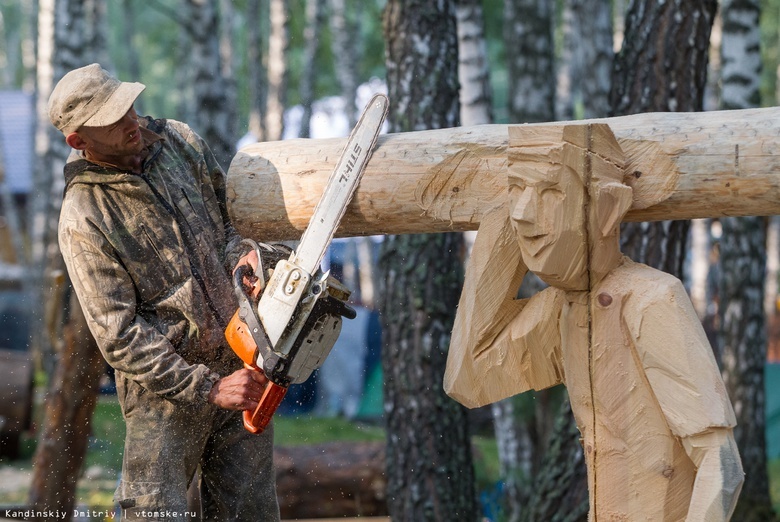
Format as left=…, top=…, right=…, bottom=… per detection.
left=443, top=123, right=743, bottom=521
left=225, top=110, right=769, bottom=521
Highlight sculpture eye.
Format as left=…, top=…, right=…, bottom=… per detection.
left=540, top=185, right=564, bottom=201
left=509, top=180, right=527, bottom=192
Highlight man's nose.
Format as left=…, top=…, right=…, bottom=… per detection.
left=120, top=110, right=139, bottom=129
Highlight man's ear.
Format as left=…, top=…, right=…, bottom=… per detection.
left=65, top=132, right=87, bottom=150
left=594, top=182, right=633, bottom=237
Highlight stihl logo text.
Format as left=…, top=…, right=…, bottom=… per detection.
left=339, top=144, right=363, bottom=182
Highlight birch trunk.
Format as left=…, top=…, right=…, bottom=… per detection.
left=455, top=0, right=493, bottom=127
left=299, top=0, right=325, bottom=138
left=187, top=0, right=238, bottom=170
left=247, top=0, right=268, bottom=142
left=612, top=0, right=717, bottom=279
left=329, top=0, right=359, bottom=128
left=380, top=0, right=478, bottom=519
left=718, top=1, right=774, bottom=519
left=28, top=1, right=104, bottom=517
left=504, top=0, right=555, bottom=124
left=266, top=0, right=288, bottom=141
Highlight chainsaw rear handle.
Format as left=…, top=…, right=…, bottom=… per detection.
left=243, top=379, right=288, bottom=434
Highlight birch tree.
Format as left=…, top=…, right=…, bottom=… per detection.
left=379, top=0, right=478, bottom=519
left=456, top=0, right=492, bottom=127
left=610, top=0, right=717, bottom=276
left=521, top=2, right=613, bottom=520
left=186, top=0, right=238, bottom=170
left=299, top=0, right=325, bottom=138
left=504, top=0, right=555, bottom=124
left=329, top=0, right=359, bottom=128
left=28, top=1, right=105, bottom=518
left=718, top=1, right=775, bottom=519
left=247, top=0, right=268, bottom=142
left=266, top=0, right=289, bottom=141
left=523, top=1, right=719, bottom=520
left=497, top=3, right=562, bottom=520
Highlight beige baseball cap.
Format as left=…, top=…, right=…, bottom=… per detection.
left=48, top=63, right=146, bottom=134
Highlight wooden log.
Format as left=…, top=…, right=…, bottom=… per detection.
left=227, top=106, right=780, bottom=241
left=274, top=441, right=388, bottom=519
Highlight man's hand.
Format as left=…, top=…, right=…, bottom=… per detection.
left=208, top=368, right=269, bottom=411
left=233, top=249, right=262, bottom=298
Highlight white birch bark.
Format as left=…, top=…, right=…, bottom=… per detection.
left=718, top=0, right=773, bottom=517
left=456, top=0, right=492, bottom=127
left=299, top=0, right=325, bottom=138
left=266, top=0, right=288, bottom=141
left=329, top=0, right=359, bottom=128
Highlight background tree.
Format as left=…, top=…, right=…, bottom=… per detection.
left=498, top=2, right=569, bottom=520
left=504, top=0, right=554, bottom=124
left=187, top=0, right=238, bottom=170
left=329, top=0, right=360, bottom=128
left=455, top=0, right=492, bottom=127
left=27, top=1, right=105, bottom=519
left=378, top=0, right=478, bottom=519
left=610, top=0, right=717, bottom=274
left=523, top=1, right=720, bottom=520
left=519, top=1, right=611, bottom=519
left=298, top=0, right=325, bottom=138
left=718, top=1, right=776, bottom=519
left=265, top=0, right=289, bottom=140
left=247, top=0, right=268, bottom=142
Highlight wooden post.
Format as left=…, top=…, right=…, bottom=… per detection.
left=227, top=106, right=780, bottom=240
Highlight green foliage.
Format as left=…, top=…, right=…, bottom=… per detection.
left=761, top=0, right=780, bottom=105
left=86, top=399, right=126, bottom=471
left=772, top=457, right=780, bottom=514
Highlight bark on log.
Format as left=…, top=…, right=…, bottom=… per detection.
left=227, top=107, right=780, bottom=240
left=274, top=441, right=387, bottom=519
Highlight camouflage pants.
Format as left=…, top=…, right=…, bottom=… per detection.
left=114, top=377, right=280, bottom=522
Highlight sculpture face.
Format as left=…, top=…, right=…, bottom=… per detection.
left=508, top=162, right=588, bottom=290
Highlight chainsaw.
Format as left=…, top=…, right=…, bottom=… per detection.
left=225, top=93, right=389, bottom=433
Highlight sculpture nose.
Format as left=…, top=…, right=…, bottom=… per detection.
left=511, top=187, right=537, bottom=225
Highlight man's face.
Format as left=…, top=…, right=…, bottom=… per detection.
left=508, top=162, right=588, bottom=290
left=76, top=106, right=143, bottom=161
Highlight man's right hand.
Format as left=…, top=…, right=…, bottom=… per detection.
left=208, top=368, right=269, bottom=411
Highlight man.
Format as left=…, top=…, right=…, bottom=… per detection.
left=51, top=64, right=279, bottom=521
left=444, top=124, right=744, bottom=521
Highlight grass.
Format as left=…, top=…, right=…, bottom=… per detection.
left=771, top=458, right=780, bottom=513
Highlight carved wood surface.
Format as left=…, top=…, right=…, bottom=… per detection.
left=227, top=106, right=780, bottom=240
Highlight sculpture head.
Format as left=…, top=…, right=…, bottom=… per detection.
left=508, top=124, right=633, bottom=290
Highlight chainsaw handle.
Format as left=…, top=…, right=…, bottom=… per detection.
left=243, top=380, right=288, bottom=434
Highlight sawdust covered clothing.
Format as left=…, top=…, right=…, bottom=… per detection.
left=58, top=116, right=279, bottom=520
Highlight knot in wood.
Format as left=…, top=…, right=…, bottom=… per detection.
left=597, top=293, right=613, bottom=307
left=662, top=466, right=674, bottom=479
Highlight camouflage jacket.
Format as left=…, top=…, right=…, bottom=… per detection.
left=59, top=117, right=245, bottom=405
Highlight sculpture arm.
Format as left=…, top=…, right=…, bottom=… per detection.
left=682, top=428, right=744, bottom=522
left=445, top=207, right=563, bottom=407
